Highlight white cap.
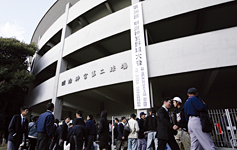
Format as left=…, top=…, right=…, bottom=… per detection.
left=173, top=97, right=182, bottom=103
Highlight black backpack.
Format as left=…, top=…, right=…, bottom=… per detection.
left=192, top=96, right=213, bottom=132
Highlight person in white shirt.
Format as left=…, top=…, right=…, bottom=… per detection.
left=127, top=113, right=140, bottom=150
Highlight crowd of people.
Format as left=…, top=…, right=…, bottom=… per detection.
left=7, top=87, right=216, bottom=150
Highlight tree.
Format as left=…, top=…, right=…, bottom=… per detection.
left=0, top=37, right=37, bottom=134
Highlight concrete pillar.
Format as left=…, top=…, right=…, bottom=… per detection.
left=52, top=3, right=71, bottom=120
left=53, top=98, right=63, bottom=120
left=65, top=25, right=72, bottom=38
left=131, top=0, right=140, bottom=4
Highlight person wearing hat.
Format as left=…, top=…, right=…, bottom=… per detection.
left=173, top=97, right=190, bottom=150
left=137, top=112, right=147, bottom=150
left=184, top=88, right=215, bottom=150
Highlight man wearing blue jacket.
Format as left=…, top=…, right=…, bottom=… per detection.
left=36, top=103, right=55, bottom=150
left=184, top=88, right=215, bottom=150
left=116, top=117, right=128, bottom=150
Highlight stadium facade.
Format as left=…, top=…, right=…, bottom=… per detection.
left=26, top=0, right=237, bottom=120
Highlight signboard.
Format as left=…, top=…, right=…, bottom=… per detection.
left=130, top=3, right=151, bottom=109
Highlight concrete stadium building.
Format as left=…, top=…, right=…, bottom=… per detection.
left=26, top=0, right=237, bottom=120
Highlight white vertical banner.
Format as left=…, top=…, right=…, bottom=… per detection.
left=130, top=3, right=151, bottom=109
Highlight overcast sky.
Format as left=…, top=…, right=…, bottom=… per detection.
left=0, top=0, right=56, bottom=44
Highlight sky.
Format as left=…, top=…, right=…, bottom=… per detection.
left=0, top=0, right=57, bottom=44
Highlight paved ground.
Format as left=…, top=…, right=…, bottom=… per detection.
left=0, top=144, right=7, bottom=150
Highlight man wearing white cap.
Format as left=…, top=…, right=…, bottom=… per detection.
left=173, top=97, right=191, bottom=150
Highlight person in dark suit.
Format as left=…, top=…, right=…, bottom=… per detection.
left=73, top=110, right=85, bottom=127
left=116, top=117, right=127, bottom=150
left=52, top=125, right=62, bottom=150
left=54, top=124, right=63, bottom=150
left=7, top=106, right=29, bottom=150
left=157, top=98, right=180, bottom=150
left=68, top=121, right=86, bottom=150
left=85, top=114, right=97, bottom=150
left=113, top=118, right=119, bottom=146
left=138, top=112, right=147, bottom=150
left=59, top=116, right=70, bottom=149
left=36, top=103, right=55, bottom=150
left=68, top=123, right=73, bottom=133
left=49, top=119, right=59, bottom=150
left=144, top=108, right=158, bottom=150
left=98, top=110, right=109, bottom=150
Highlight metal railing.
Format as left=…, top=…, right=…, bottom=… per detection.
left=111, top=109, right=237, bottom=149
left=208, top=108, right=237, bottom=149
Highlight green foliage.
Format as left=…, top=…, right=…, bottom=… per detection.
left=0, top=37, right=37, bottom=116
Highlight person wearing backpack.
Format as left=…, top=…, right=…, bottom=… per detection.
left=184, top=88, right=215, bottom=150
left=172, top=97, right=190, bottom=150
left=117, top=117, right=128, bottom=150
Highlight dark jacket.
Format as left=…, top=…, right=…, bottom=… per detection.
left=138, top=118, right=145, bottom=139
left=8, top=115, right=28, bottom=145
left=73, top=117, right=85, bottom=127
left=86, top=119, right=96, bottom=136
left=52, top=123, right=59, bottom=138
left=117, top=123, right=126, bottom=140
left=36, top=111, right=55, bottom=138
left=68, top=125, right=86, bottom=141
left=113, top=122, right=119, bottom=139
left=61, top=122, right=68, bottom=140
left=157, top=107, right=176, bottom=140
left=144, top=113, right=157, bottom=131
left=67, top=125, right=86, bottom=150
left=54, top=126, right=62, bottom=149
left=98, top=118, right=109, bottom=142
left=173, top=106, right=188, bottom=131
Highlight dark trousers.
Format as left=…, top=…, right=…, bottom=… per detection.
left=57, top=139, right=64, bottom=150
left=36, top=133, right=50, bottom=150
left=86, top=135, right=94, bottom=150
left=116, top=140, right=128, bottom=150
left=157, top=137, right=180, bottom=150
left=29, top=138, right=37, bottom=150
left=49, top=139, right=56, bottom=150
left=70, top=135, right=83, bottom=150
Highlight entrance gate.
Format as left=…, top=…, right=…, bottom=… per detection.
left=208, top=108, right=237, bottom=149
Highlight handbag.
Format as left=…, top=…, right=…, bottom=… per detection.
left=123, top=122, right=131, bottom=138
left=199, top=110, right=213, bottom=132
left=191, top=97, right=213, bottom=132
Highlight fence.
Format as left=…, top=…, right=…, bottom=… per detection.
left=208, top=108, right=237, bottom=149
left=111, top=109, right=237, bottom=149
